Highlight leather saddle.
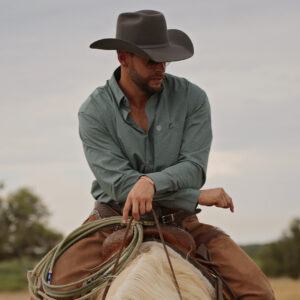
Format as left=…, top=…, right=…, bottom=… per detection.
left=101, top=224, right=196, bottom=263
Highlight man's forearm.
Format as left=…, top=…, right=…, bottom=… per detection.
left=146, top=161, right=206, bottom=194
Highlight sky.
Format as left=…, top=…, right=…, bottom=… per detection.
left=1, top=0, right=299, bottom=244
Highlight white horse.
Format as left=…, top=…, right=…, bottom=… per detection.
left=96, top=241, right=215, bottom=300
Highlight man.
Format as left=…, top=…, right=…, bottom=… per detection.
left=55, top=10, right=274, bottom=299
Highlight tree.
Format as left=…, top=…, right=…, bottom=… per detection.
left=280, top=218, right=300, bottom=278
left=0, top=182, right=8, bottom=258
left=257, top=218, right=300, bottom=279
left=0, top=186, right=63, bottom=260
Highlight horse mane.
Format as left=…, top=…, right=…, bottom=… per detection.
left=97, top=241, right=215, bottom=300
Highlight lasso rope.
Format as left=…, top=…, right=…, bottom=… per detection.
left=27, top=216, right=143, bottom=300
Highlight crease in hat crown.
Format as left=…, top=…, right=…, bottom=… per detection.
left=116, top=10, right=169, bottom=48
left=89, top=9, right=194, bottom=62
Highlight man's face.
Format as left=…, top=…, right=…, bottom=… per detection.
left=128, top=54, right=166, bottom=95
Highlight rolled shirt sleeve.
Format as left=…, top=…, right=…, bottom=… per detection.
left=153, top=188, right=201, bottom=212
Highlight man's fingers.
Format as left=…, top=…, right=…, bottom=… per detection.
left=220, top=195, right=226, bottom=205
left=216, top=189, right=234, bottom=213
left=223, top=200, right=228, bottom=209
left=132, top=199, right=140, bottom=220
left=122, top=207, right=129, bottom=223
left=146, top=200, right=152, bottom=213
left=123, top=196, right=154, bottom=223
left=230, top=204, right=234, bottom=212
left=199, top=188, right=234, bottom=213
left=228, top=197, right=234, bottom=212
left=224, top=192, right=234, bottom=212
left=122, top=178, right=155, bottom=222
left=139, top=200, right=146, bottom=215
left=122, top=199, right=131, bottom=223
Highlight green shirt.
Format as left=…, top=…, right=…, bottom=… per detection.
left=78, top=67, right=212, bottom=212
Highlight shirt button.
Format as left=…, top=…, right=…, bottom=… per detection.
left=156, top=125, right=162, bottom=131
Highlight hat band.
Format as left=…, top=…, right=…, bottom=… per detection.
left=136, top=42, right=169, bottom=49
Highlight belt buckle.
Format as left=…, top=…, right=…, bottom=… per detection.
left=141, top=220, right=155, bottom=226
left=161, top=213, right=175, bottom=224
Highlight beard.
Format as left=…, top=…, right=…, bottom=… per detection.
left=129, top=63, right=164, bottom=96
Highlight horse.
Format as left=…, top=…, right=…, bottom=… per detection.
left=95, top=241, right=215, bottom=300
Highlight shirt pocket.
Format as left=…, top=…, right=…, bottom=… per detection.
left=154, top=120, right=185, bottom=168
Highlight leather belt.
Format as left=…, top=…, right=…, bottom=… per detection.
left=160, top=209, right=201, bottom=226
left=92, top=201, right=201, bottom=227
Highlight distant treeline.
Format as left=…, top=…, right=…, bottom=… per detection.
left=0, top=184, right=62, bottom=260
left=0, top=185, right=63, bottom=291
left=242, top=218, right=300, bottom=279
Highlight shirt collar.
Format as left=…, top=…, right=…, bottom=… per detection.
left=108, top=66, right=125, bottom=106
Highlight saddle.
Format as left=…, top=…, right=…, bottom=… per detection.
left=97, top=203, right=235, bottom=300
left=97, top=202, right=198, bottom=262
left=101, top=224, right=196, bottom=263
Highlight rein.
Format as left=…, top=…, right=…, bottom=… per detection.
left=151, top=208, right=183, bottom=300
left=102, top=209, right=183, bottom=300
left=101, top=217, right=134, bottom=299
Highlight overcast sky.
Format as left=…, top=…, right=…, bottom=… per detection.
left=1, top=0, right=299, bottom=244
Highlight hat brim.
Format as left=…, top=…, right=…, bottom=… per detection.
left=89, top=29, right=193, bottom=62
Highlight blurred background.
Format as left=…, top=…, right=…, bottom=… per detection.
left=0, top=0, right=299, bottom=298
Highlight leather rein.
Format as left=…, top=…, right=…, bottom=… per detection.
left=102, top=208, right=183, bottom=300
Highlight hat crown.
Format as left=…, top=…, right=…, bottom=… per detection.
left=116, top=10, right=169, bottom=48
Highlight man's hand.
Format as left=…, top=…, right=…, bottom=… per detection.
left=198, top=188, right=234, bottom=212
left=122, top=176, right=155, bottom=223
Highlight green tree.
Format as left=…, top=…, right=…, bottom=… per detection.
left=0, top=182, right=8, bottom=258
left=257, top=218, right=300, bottom=279
left=280, top=218, right=300, bottom=278
left=0, top=186, right=63, bottom=260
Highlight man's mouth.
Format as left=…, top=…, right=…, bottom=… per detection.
left=151, top=75, right=164, bottom=81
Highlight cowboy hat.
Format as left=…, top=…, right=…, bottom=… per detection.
left=90, top=10, right=194, bottom=62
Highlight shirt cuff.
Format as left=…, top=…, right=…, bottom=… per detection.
left=175, top=189, right=200, bottom=212
left=153, top=188, right=200, bottom=213
left=146, top=172, right=173, bottom=193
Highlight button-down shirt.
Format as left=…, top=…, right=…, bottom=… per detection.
left=78, top=67, right=212, bottom=212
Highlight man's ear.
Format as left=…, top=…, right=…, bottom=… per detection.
left=117, top=50, right=129, bottom=68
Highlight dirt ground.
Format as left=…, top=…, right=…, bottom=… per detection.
left=270, top=277, right=300, bottom=300
left=0, top=291, right=29, bottom=300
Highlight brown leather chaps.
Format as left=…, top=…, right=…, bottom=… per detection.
left=50, top=202, right=275, bottom=300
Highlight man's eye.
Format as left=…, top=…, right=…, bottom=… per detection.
left=147, top=60, right=156, bottom=65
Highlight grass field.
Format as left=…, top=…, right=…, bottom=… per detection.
left=0, top=258, right=35, bottom=292
left=0, top=278, right=299, bottom=299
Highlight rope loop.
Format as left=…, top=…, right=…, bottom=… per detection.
left=28, top=216, right=143, bottom=300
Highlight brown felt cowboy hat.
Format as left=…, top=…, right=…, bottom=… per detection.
left=90, top=10, right=194, bottom=63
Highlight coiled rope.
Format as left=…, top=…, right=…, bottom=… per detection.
left=28, top=211, right=183, bottom=300
left=27, top=216, right=143, bottom=300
